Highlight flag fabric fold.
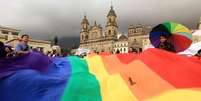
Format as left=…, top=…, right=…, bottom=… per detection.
left=0, top=49, right=201, bottom=101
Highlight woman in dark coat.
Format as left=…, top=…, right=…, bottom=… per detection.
left=157, top=35, right=176, bottom=52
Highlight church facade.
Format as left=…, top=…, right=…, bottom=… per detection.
left=79, top=6, right=150, bottom=53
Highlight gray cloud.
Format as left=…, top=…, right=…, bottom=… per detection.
left=0, top=0, right=201, bottom=41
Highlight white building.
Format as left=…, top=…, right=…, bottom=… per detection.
left=114, top=34, right=128, bottom=53
left=192, top=30, right=201, bottom=43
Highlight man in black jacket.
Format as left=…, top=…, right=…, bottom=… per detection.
left=195, top=49, right=201, bottom=59
left=0, top=41, right=6, bottom=58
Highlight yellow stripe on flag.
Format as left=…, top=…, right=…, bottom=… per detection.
left=145, top=89, right=201, bottom=101
left=86, top=56, right=138, bottom=101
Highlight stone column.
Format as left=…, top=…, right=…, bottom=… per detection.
left=199, top=17, right=201, bottom=30
left=0, top=30, right=2, bottom=35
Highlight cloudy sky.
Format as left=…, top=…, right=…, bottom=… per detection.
left=0, top=0, right=201, bottom=41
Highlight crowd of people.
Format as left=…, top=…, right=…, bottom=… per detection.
left=0, top=34, right=29, bottom=58
left=0, top=34, right=68, bottom=59
left=0, top=34, right=201, bottom=59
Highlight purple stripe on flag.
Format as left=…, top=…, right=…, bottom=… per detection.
left=0, top=52, right=52, bottom=78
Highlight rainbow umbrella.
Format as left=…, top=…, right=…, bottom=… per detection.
left=150, top=22, right=192, bottom=52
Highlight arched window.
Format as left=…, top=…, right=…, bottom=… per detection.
left=82, top=35, right=84, bottom=40
left=137, top=28, right=143, bottom=33
left=114, top=30, right=116, bottom=34
left=108, top=30, right=111, bottom=35
left=85, top=35, right=88, bottom=39
left=132, top=30, right=134, bottom=33
left=109, top=18, right=112, bottom=22
left=134, top=29, right=137, bottom=33
left=139, top=48, right=142, bottom=52
left=134, top=39, right=137, bottom=42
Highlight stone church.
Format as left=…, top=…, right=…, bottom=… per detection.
left=79, top=6, right=150, bottom=53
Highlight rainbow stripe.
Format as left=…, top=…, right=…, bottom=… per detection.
left=84, top=49, right=201, bottom=101
left=0, top=48, right=201, bottom=101
left=61, top=57, right=102, bottom=101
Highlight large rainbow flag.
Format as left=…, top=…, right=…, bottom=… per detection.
left=0, top=48, right=201, bottom=101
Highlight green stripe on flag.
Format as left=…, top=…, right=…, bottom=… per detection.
left=61, top=56, right=102, bottom=101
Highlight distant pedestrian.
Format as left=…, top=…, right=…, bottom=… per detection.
left=46, top=51, right=52, bottom=57
left=5, top=46, right=14, bottom=57
left=116, top=49, right=120, bottom=54
left=195, top=49, right=201, bottom=59
left=51, top=49, right=60, bottom=57
left=128, top=47, right=133, bottom=53
left=62, top=52, right=69, bottom=57
left=128, top=47, right=138, bottom=53
left=133, top=49, right=138, bottom=53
